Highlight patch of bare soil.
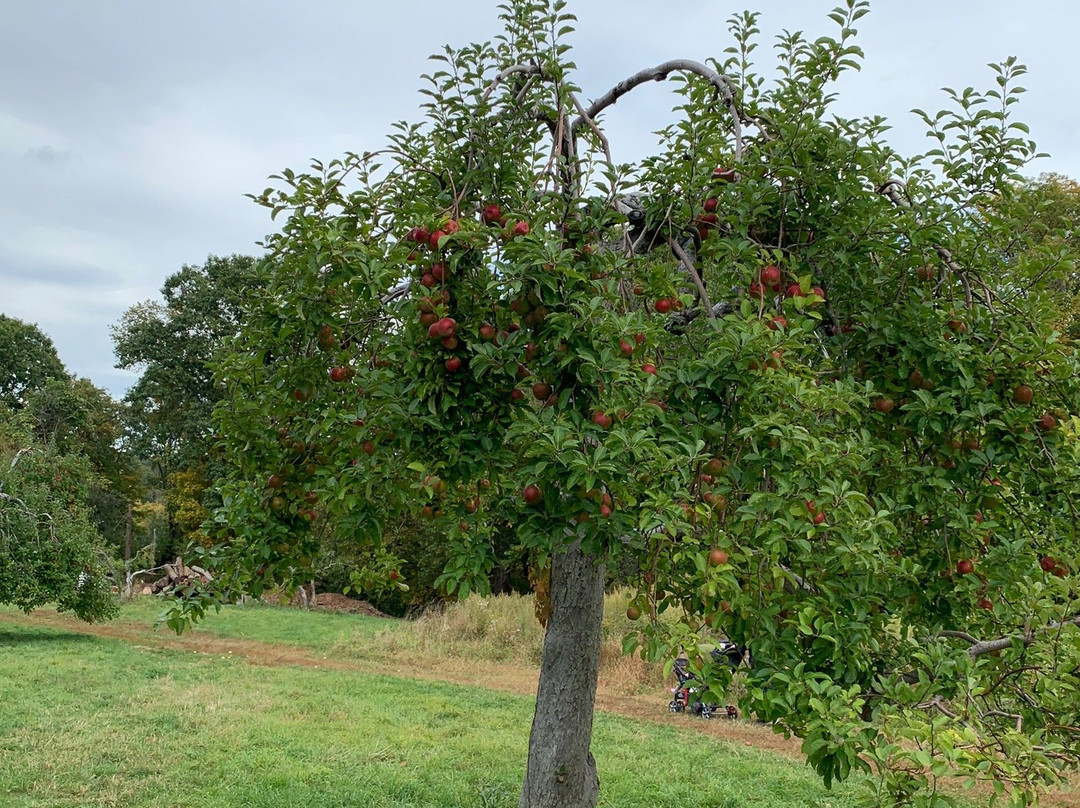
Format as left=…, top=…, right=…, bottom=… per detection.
left=3, top=608, right=1077, bottom=807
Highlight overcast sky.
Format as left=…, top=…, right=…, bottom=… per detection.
left=2, top=1, right=1078, bottom=398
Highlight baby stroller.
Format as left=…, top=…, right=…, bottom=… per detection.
left=668, top=640, right=744, bottom=720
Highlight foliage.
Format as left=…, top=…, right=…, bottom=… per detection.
left=0, top=314, right=67, bottom=411
left=989, top=173, right=1080, bottom=339
left=0, top=414, right=118, bottom=621
left=189, top=1, right=1079, bottom=804
left=164, top=467, right=211, bottom=547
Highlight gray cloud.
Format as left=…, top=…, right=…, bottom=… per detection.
left=23, top=145, right=72, bottom=166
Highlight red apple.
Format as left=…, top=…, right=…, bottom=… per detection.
left=592, top=410, right=613, bottom=429
left=511, top=220, right=530, bottom=238
left=407, top=226, right=430, bottom=244
left=482, top=204, right=502, bottom=224
left=713, top=166, right=736, bottom=182
left=361, top=440, right=375, bottom=456
left=428, top=230, right=447, bottom=249
left=813, top=512, right=826, bottom=526
left=1040, top=555, right=1057, bottom=573
left=267, top=474, right=283, bottom=489
left=443, top=219, right=460, bottom=235
left=522, top=484, right=542, bottom=506
left=641, top=363, right=657, bottom=375
left=785, top=283, right=802, bottom=299
left=956, top=559, right=975, bottom=575
left=760, top=265, right=782, bottom=290
left=619, top=339, right=634, bottom=357
left=479, top=323, right=496, bottom=341
left=532, top=382, right=552, bottom=400
left=768, top=316, right=787, bottom=330
left=703, top=197, right=719, bottom=213
left=1013, top=385, right=1034, bottom=405
left=435, top=317, right=457, bottom=338
left=430, top=262, right=448, bottom=282
left=1037, top=413, right=1057, bottom=432
left=703, top=457, right=725, bottom=476
left=445, top=356, right=463, bottom=373
left=708, top=548, right=729, bottom=566
left=874, top=397, right=895, bottom=413
left=654, top=298, right=672, bottom=314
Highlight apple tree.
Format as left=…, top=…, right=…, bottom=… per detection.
left=183, top=2, right=1080, bottom=805
left=0, top=411, right=119, bottom=622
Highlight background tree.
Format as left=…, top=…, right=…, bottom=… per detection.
left=112, top=254, right=260, bottom=560
left=182, top=3, right=1079, bottom=806
left=0, top=314, right=68, bottom=410
left=23, top=376, right=144, bottom=561
left=992, top=172, right=1080, bottom=339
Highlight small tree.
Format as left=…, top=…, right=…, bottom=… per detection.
left=185, top=3, right=1079, bottom=805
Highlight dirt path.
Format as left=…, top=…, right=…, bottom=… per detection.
left=4, top=608, right=1078, bottom=807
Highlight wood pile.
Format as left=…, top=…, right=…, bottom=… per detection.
left=146, top=557, right=214, bottom=594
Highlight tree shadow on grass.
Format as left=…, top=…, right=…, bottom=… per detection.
left=0, top=629, right=96, bottom=646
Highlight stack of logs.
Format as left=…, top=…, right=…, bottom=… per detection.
left=146, top=557, right=214, bottom=594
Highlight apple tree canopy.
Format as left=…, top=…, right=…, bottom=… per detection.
left=179, top=2, right=1080, bottom=805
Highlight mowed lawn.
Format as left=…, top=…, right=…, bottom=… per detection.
left=1, top=603, right=860, bottom=808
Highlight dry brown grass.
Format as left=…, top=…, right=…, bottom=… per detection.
left=370, top=589, right=670, bottom=695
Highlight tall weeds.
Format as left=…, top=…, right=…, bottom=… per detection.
left=368, top=589, right=670, bottom=694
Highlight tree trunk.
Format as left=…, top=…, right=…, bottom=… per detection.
left=124, top=505, right=133, bottom=565
left=519, top=539, right=605, bottom=808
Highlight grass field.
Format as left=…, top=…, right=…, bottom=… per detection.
left=0, top=600, right=865, bottom=808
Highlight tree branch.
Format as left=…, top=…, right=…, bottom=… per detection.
left=665, top=298, right=737, bottom=334
left=667, top=237, right=714, bottom=317
left=481, top=63, right=544, bottom=104
left=938, top=615, right=1080, bottom=658
left=575, top=60, right=744, bottom=161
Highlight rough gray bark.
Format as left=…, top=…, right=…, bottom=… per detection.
left=519, top=539, right=606, bottom=808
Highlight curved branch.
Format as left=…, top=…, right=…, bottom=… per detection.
left=574, top=59, right=744, bottom=161
left=481, top=63, right=544, bottom=104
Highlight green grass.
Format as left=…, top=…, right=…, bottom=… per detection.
left=0, top=614, right=861, bottom=808
left=110, top=596, right=399, bottom=651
